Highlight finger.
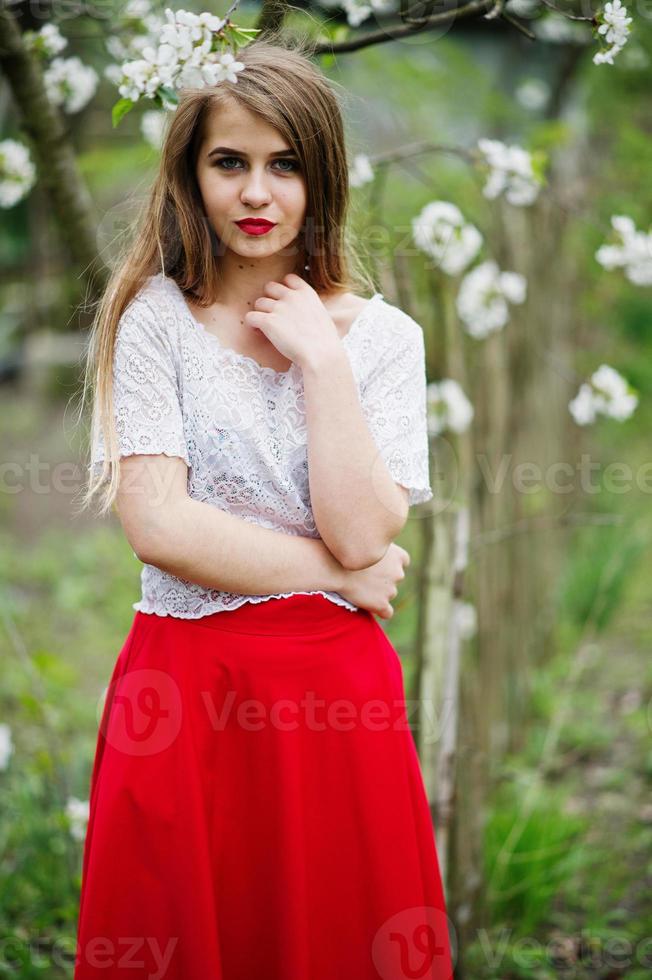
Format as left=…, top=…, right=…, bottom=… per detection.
left=254, top=297, right=275, bottom=312
left=262, top=281, right=286, bottom=298
left=283, top=272, right=307, bottom=289
left=377, top=602, right=394, bottom=619
left=243, top=311, right=268, bottom=329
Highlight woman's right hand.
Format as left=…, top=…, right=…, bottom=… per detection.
left=337, top=543, right=411, bottom=619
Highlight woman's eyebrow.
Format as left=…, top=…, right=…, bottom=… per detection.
left=207, top=146, right=298, bottom=159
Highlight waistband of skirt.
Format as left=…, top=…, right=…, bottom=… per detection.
left=140, top=593, right=366, bottom=637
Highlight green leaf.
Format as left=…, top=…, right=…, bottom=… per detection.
left=111, top=98, right=134, bottom=128
left=223, top=25, right=261, bottom=49
left=156, top=86, right=179, bottom=110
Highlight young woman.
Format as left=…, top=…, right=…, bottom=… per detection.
left=75, top=36, right=454, bottom=980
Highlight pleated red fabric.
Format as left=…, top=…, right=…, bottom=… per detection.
left=74, top=594, right=454, bottom=980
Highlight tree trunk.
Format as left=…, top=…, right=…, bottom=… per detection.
left=0, top=6, right=107, bottom=306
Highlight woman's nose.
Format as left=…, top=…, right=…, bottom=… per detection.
left=240, top=169, right=272, bottom=205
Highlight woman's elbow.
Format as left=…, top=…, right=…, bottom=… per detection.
left=338, top=540, right=390, bottom=571
left=132, top=535, right=162, bottom=566
left=121, top=520, right=167, bottom=566
left=115, top=455, right=190, bottom=566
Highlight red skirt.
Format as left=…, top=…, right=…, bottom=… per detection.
left=74, top=594, right=454, bottom=979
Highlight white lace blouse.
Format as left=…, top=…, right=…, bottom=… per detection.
left=89, top=272, right=433, bottom=618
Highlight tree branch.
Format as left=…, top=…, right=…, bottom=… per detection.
left=368, top=138, right=477, bottom=166
left=539, top=0, right=597, bottom=22
left=308, top=0, right=498, bottom=54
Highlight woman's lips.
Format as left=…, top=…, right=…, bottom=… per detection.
left=235, top=219, right=277, bottom=237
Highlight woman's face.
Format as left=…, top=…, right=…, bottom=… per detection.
left=195, top=98, right=308, bottom=265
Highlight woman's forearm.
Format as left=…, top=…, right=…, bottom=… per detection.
left=141, top=495, right=347, bottom=597
left=301, top=346, right=408, bottom=570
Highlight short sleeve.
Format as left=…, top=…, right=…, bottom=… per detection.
left=89, top=291, right=190, bottom=479
left=360, top=311, right=433, bottom=507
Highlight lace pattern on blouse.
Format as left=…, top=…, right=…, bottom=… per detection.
left=90, top=272, right=433, bottom=619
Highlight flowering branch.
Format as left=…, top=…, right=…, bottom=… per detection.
left=110, top=7, right=260, bottom=127
left=309, top=0, right=497, bottom=54
left=308, top=0, right=632, bottom=65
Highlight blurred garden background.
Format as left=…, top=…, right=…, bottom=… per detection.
left=1, top=0, right=652, bottom=975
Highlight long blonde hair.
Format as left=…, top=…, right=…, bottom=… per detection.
left=76, top=34, right=374, bottom=517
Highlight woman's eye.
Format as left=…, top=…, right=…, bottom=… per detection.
left=216, top=157, right=242, bottom=170
left=274, top=159, right=298, bottom=172
left=214, top=157, right=298, bottom=173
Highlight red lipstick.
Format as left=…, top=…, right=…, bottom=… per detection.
left=235, top=218, right=277, bottom=236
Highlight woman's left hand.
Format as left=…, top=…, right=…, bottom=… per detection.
left=244, top=273, right=341, bottom=370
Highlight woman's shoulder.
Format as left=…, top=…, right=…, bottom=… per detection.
left=125, top=271, right=190, bottom=324
left=115, top=272, right=183, bottom=353
left=335, top=287, right=420, bottom=323
left=357, top=291, right=425, bottom=348
left=130, top=271, right=175, bottom=310
left=321, top=287, right=417, bottom=339
left=319, top=288, right=368, bottom=326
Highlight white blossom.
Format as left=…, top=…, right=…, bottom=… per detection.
left=456, top=260, right=527, bottom=338
left=117, top=51, right=164, bottom=101
left=427, top=378, right=474, bottom=436
left=477, top=138, right=542, bottom=206
left=23, top=22, right=68, bottom=58
left=595, top=214, right=652, bottom=285
left=591, top=364, right=638, bottom=418
left=568, top=383, right=599, bottom=425
left=341, top=0, right=372, bottom=25
left=569, top=363, right=638, bottom=425
left=349, top=153, right=374, bottom=188
left=0, top=723, right=13, bottom=770
left=66, top=796, right=90, bottom=842
left=213, top=51, right=246, bottom=84
left=593, top=0, right=632, bottom=66
left=412, top=201, right=483, bottom=276
left=141, top=109, right=169, bottom=149
left=43, top=56, right=99, bottom=114
left=114, top=8, right=245, bottom=104
left=0, top=139, right=37, bottom=209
